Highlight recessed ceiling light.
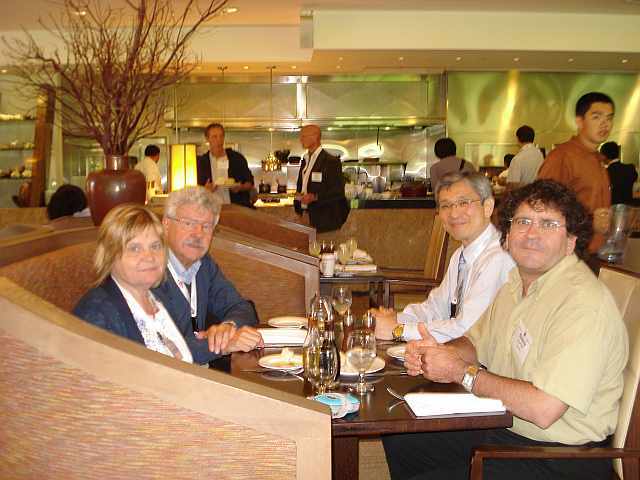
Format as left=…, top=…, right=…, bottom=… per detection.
left=242, top=65, right=249, bottom=70
left=455, top=56, right=462, bottom=61
left=222, top=7, right=239, bottom=14
left=0, top=69, right=7, bottom=74
left=336, top=65, right=342, bottom=70
left=513, top=57, right=520, bottom=62
left=291, top=65, right=297, bottom=70
left=398, top=56, right=404, bottom=62
left=384, top=126, right=391, bottom=131
left=622, top=58, right=629, bottom=64
left=73, top=10, right=87, bottom=16
left=338, top=57, right=344, bottom=62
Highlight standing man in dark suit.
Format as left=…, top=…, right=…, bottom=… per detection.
left=196, top=123, right=254, bottom=208
left=601, top=141, right=638, bottom=205
left=294, top=124, right=349, bottom=233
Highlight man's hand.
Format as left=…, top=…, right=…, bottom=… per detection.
left=593, top=207, right=610, bottom=235
left=196, top=323, right=236, bottom=354
left=301, top=193, right=317, bottom=205
left=204, top=180, right=218, bottom=193
left=227, top=326, right=264, bottom=353
left=371, top=307, right=398, bottom=340
left=404, top=323, right=437, bottom=376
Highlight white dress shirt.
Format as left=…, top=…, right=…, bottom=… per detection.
left=134, top=156, right=162, bottom=194
left=209, top=152, right=231, bottom=204
left=507, top=143, right=544, bottom=185
left=300, top=146, right=323, bottom=195
left=397, top=223, right=516, bottom=343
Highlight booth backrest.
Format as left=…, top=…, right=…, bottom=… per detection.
left=0, top=207, right=48, bottom=229
left=219, top=204, right=316, bottom=252
left=0, top=279, right=331, bottom=479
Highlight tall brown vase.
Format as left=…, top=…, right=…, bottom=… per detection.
left=85, top=154, right=146, bottom=226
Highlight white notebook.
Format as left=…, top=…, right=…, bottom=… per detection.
left=405, top=392, right=505, bottom=417
left=258, top=328, right=307, bottom=346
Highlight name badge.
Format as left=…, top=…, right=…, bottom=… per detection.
left=511, top=321, right=532, bottom=367
left=312, top=172, right=323, bottom=182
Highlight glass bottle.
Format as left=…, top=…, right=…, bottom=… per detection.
left=303, top=322, right=320, bottom=385
left=321, top=302, right=341, bottom=388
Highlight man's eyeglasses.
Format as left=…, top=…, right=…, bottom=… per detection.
left=510, top=217, right=566, bottom=233
left=167, top=216, right=215, bottom=233
left=438, top=199, right=481, bottom=213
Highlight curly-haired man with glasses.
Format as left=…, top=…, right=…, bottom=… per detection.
left=383, top=179, right=628, bottom=480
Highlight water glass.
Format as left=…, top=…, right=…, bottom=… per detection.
left=309, top=240, right=321, bottom=258
left=337, top=243, right=351, bottom=265
left=346, top=329, right=377, bottom=394
left=346, top=237, right=358, bottom=257
left=332, top=286, right=352, bottom=316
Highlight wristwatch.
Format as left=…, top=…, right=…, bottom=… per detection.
left=461, top=364, right=484, bottom=392
left=392, top=324, right=404, bottom=342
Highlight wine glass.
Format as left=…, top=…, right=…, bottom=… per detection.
left=346, top=237, right=358, bottom=258
left=306, top=333, right=339, bottom=393
left=346, top=329, right=377, bottom=394
left=332, top=286, right=352, bottom=317
left=337, top=243, right=351, bottom=265
left=309, top=240, right=321, bottom=258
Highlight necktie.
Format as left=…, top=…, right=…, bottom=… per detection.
left=451, top=252, right=467, bottom=318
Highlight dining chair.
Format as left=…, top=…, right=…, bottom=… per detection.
left=469, top=267, right=640, bottom=480
left=380, top=215, right=453, bottom=308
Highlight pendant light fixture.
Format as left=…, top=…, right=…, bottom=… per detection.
left=262, top=65, right=280, bottom=172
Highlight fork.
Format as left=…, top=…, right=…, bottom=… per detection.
left=386, top=387, right=405, bottom=402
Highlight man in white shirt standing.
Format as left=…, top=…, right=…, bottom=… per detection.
left=135, top=144, right=163, bottom=196
left=507, top=125, right=544, bottom=188
left=374, top=171, right=515, bottom=343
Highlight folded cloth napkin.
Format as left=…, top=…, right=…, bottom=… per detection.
left=352, top=248, right=373, bottom=264
left=336, top=263, right=377, bottom=273
left=258, top=328, right=307, bottom=346
left=404, top=393, right=505, bottom=417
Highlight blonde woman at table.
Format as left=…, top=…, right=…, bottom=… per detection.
left=73, top=204, right=218, bottom=364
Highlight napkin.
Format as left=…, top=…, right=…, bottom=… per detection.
left=258, top=328, right=307, bottom=346
left=352, top=248, right=373, bottom=264
left=404, top=393, right=505, bottom=417
left=336, top=263, right=377, bottom=273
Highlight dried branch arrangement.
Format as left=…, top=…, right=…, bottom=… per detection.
left=3, top=0, right=228, bottom=156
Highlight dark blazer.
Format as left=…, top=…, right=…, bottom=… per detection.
left=73, top=276, right=219, bottom=364
left=294, top=149, right=349, bottom=233
left=196, top=148, right=254, bottom=207
left=608, top=161, right=638, bottom=205
left=153, top=254, right=258, bottom=333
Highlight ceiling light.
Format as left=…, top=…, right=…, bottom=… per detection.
left=384, top=126, right=391, bottom=131
left=291, top=65, right=297, bottom=70
left=242, top=65, right=249, bottom=70
left=455, top=57, right=462, bottom=61
left=73, top=10, right=87, bottom=16
left=222, top=7, right=239, bottom=14
left=568, top=58, right=574, bottom=63
left=336, top=65, right=342, bottom=70
left=398, top=56, right=404, bottom=62
left=0, top=69, right=7, bottom=74
left=338, top=57, right=344, bottom=62
left=513, top=57, right=520, bottom=62
left=622, top=58, right=629, bottom=64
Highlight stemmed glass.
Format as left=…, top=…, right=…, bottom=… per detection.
left=346, top=329, right=377, bottom=394
left=346, top=237, right=358, bottom=258
left=309, top=240, right=321, bottom=258
left=337, top=243, right=351, bottom=265
left=332, top=286, right=352, bottom=317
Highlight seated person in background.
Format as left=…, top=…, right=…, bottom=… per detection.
left=73, top=204, right=218, bottom=364
left=384, top=180, right=628, bottom=480
left=496, top=153, right=514, bottom=186
left=155, top=186, right=262, bottom=355
left=601, top=141, right=638, bottom=205
left=374, top=172, right=515, bottom=343
left=429, top=138, right=475, bottom=194
left=46, top=184, right=92, bottom=230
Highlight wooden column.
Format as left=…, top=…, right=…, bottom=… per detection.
left=28, top=88, right=55, bottom=207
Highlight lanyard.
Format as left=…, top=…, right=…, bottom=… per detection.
left=167, top=263, right=198, bottom=320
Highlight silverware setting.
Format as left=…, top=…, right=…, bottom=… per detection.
left=386, top=387, right=406, bottom=402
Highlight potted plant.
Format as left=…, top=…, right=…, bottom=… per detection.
left=3, top=0, right=229, bottom=224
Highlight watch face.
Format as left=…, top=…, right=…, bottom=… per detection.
left=392, top=324, right=404, bottom=340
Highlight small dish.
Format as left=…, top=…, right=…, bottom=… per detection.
left=267, top=316, right=308, bottom=328
left=340, top=352, right=385, bottom=376
left=386, top=345, right=406, bottom=361
left=258, top=350, right=303, bottom=371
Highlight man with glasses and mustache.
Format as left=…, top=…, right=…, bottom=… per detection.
left=383, top=180, right=628, bottom=480
left=155, top=186, right=262, bottom=362
left=374, top=171, right=515, bottom=343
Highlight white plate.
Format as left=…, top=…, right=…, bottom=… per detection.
left=267, top=316, right=308, bottom=328
left=386, top=345, right=406, bottom=361
left=340, top=352, right=385, bottom=376
left=258, top=352, right=304, bottom=371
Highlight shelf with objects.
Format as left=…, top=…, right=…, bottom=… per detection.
left=0, top=117, right=37, bottom=207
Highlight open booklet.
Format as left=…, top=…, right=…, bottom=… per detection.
left=257, top=328, right=307, bottom=346
left=404, top=392, right=505, bottom=417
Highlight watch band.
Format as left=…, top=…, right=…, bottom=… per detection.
left=461, top=364, right=483, bottom=392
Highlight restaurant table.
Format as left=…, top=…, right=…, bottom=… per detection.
left=319, top=272, right=386, bottom=309
left=210, top=343, right=513, bottom=480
